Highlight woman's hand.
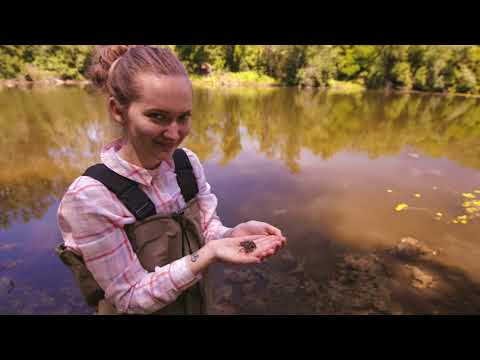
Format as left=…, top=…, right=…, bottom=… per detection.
left=209, top=234, right=284, bottom=265
left=229, top=221, right=286, bottom=247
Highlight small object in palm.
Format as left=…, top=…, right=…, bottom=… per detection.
left=240, top=240, right=257, bottom=254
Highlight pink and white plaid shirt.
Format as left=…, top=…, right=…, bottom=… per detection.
left=57, top=138, right=232, bottom=314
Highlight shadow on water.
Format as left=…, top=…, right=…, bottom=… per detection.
left=383, top=251, right=480, bottom=315
left=210, top=241, right=480, bottom=315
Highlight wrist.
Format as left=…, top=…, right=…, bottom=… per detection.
left=223, top=227, right=235, bottom=238
left=188, top=241, right=218, bottom=276
left=204, top=241, right=218, bottom=264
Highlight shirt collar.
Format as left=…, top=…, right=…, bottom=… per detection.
left=100, top=138, right=175, bottom=187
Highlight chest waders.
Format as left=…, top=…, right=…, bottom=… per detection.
left=56, top=149, right=209, bottom=315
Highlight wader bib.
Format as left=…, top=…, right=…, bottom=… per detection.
left=56, top=149, right=209, bottom=315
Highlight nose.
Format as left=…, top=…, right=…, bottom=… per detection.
left=163, top=121, right=181, bottom=142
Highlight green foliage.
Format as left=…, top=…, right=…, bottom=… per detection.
left=455, top=64, right=477, bottom=93
left=414, top=66, right=428, bottom=90
left=298, top=46, right=338, bottom=87
left=175, top=45, right=229, bottom=73
left=1, top=45, right=480, bottom=94
left=32, top=45, right=93, bottom=80
left=190, top=71, right=277, bottom=87
left=0, top=46, right=30, bottom=78
left=336, top=45, right=376, bottom=80
left=264, top=45, right=309, bottom=85
left=390, top=62, right=413, bottom=90
left=0, top=45, right=92, bottom=80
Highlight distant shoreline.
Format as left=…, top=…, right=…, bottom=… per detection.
left=1, top=76, right=479, bottom=99
left=0, top=78, right=90, bottom=88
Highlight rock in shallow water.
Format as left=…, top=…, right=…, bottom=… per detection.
left=391, top=237, right=435, bottom=259
left=0, top=276, right=15, bottom=296
left=407, top=265, right=435, bottom=289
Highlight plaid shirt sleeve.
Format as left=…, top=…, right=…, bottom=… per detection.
left=183, top=148, right=233, bottom=241
left=57, top=176, right=201, bottom=314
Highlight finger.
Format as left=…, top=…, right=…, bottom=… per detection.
left=233, top=235, right=270, bottom=248
left=278, top=236, right=287, bottom=248
left=258, top=248, right=277, bottom=261
left=254, top=236, right=282, bottom=250
left=252, top=235, right=281, bottom=246
left=264, top=223, right=283, bottom=237
left=236, top=234, right=271, bottom=242
left=253, top=240, right=282, bottom=257
left=259, top=232, right=286, bottom=247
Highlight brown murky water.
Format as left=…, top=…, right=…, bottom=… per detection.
left=0, top=85, right=479, bottom=314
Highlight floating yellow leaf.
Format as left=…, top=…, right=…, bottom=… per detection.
left=475, top=190, right=480, bottom=194
left=436, top=212, right=443, bottom=217
left=395, top=203, right=409, bottom=211
left=460, top=220, right=468, bottom=224
left=473, top=200, right=480, bottom=206
left=457, top=215, right=467, bottom=220
left=414, top=193, right=421, bottom=198
left=387, top=189, right=393, bottom=193
left=466, top=207, right=478, bottom=213
left=453, top=220, right=458, bottom=224
left=463, top=201, right=472, bottom=207
left=462, top=193, right=476, bottom=199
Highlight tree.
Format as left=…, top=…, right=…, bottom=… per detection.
left=0, top=46, right=27, bottom=78
left=413, top=66, right=428, bottom=90
left=455, top=64, right=477, bottom=93
left=297, top=46, right=338, bottom=87
left=174, top=45, right=229, bottom=73
left=391, top=62, right=413, bottom=90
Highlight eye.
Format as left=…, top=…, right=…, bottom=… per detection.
left=178, top=113, right=191, bottom=123
left=148, top=112, right=169, bottom=123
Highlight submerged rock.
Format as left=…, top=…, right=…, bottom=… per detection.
left=0, top=244, right=16, bottom=251
left=317, top=252, right=393, bottom=314
left=224, top=269, right=254, bottom=284
left=210, top=303, right=238, bottom=315
left=0, top=276, right=15, bottom=296
left=343, top=254, right=384, bottom=274
left=407, top=265, right=435, bottom=289
left=391, top=237, right=435, bottom=259
left=215, top=284, right=233, bottom=304
left=209, top=237, right=469, bottom=315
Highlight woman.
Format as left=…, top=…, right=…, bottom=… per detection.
left=57, top=45, right=286, bottom=315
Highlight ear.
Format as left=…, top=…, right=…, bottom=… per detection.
left=109, top=97, right=125, bottom=127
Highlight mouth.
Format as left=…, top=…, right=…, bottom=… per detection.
left=152, top=140, right=177, bottom=150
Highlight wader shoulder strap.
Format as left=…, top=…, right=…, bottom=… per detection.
left=173, top=148, right=199, bottom=203
left=82, top=149, right=198, bottom=220
left=83, top=164, right=156, bottom=221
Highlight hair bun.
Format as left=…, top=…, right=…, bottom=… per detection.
left=86, top=45, right=135, bottom=92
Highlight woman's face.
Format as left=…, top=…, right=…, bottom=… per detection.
left=111, top=72, right=193, bottom=168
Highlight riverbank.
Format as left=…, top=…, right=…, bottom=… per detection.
left=1, top=73, right=479, bottom=98
left=0, top=78, right=90, bottom=89
left=190, top=71, right=279, bottom=88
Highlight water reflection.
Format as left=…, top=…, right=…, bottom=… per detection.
left=1, top=86, right=480, bottom=314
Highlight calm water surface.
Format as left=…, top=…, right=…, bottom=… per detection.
left=1, top=85, right=479, bottom=314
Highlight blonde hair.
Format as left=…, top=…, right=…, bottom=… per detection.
left=86, top=45, right=189, bottom=106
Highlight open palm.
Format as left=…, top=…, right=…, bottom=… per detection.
left=214, top=235, right=283, bottom=264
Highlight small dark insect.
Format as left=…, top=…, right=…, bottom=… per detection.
left=240, top=240, right=257, bottom=254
